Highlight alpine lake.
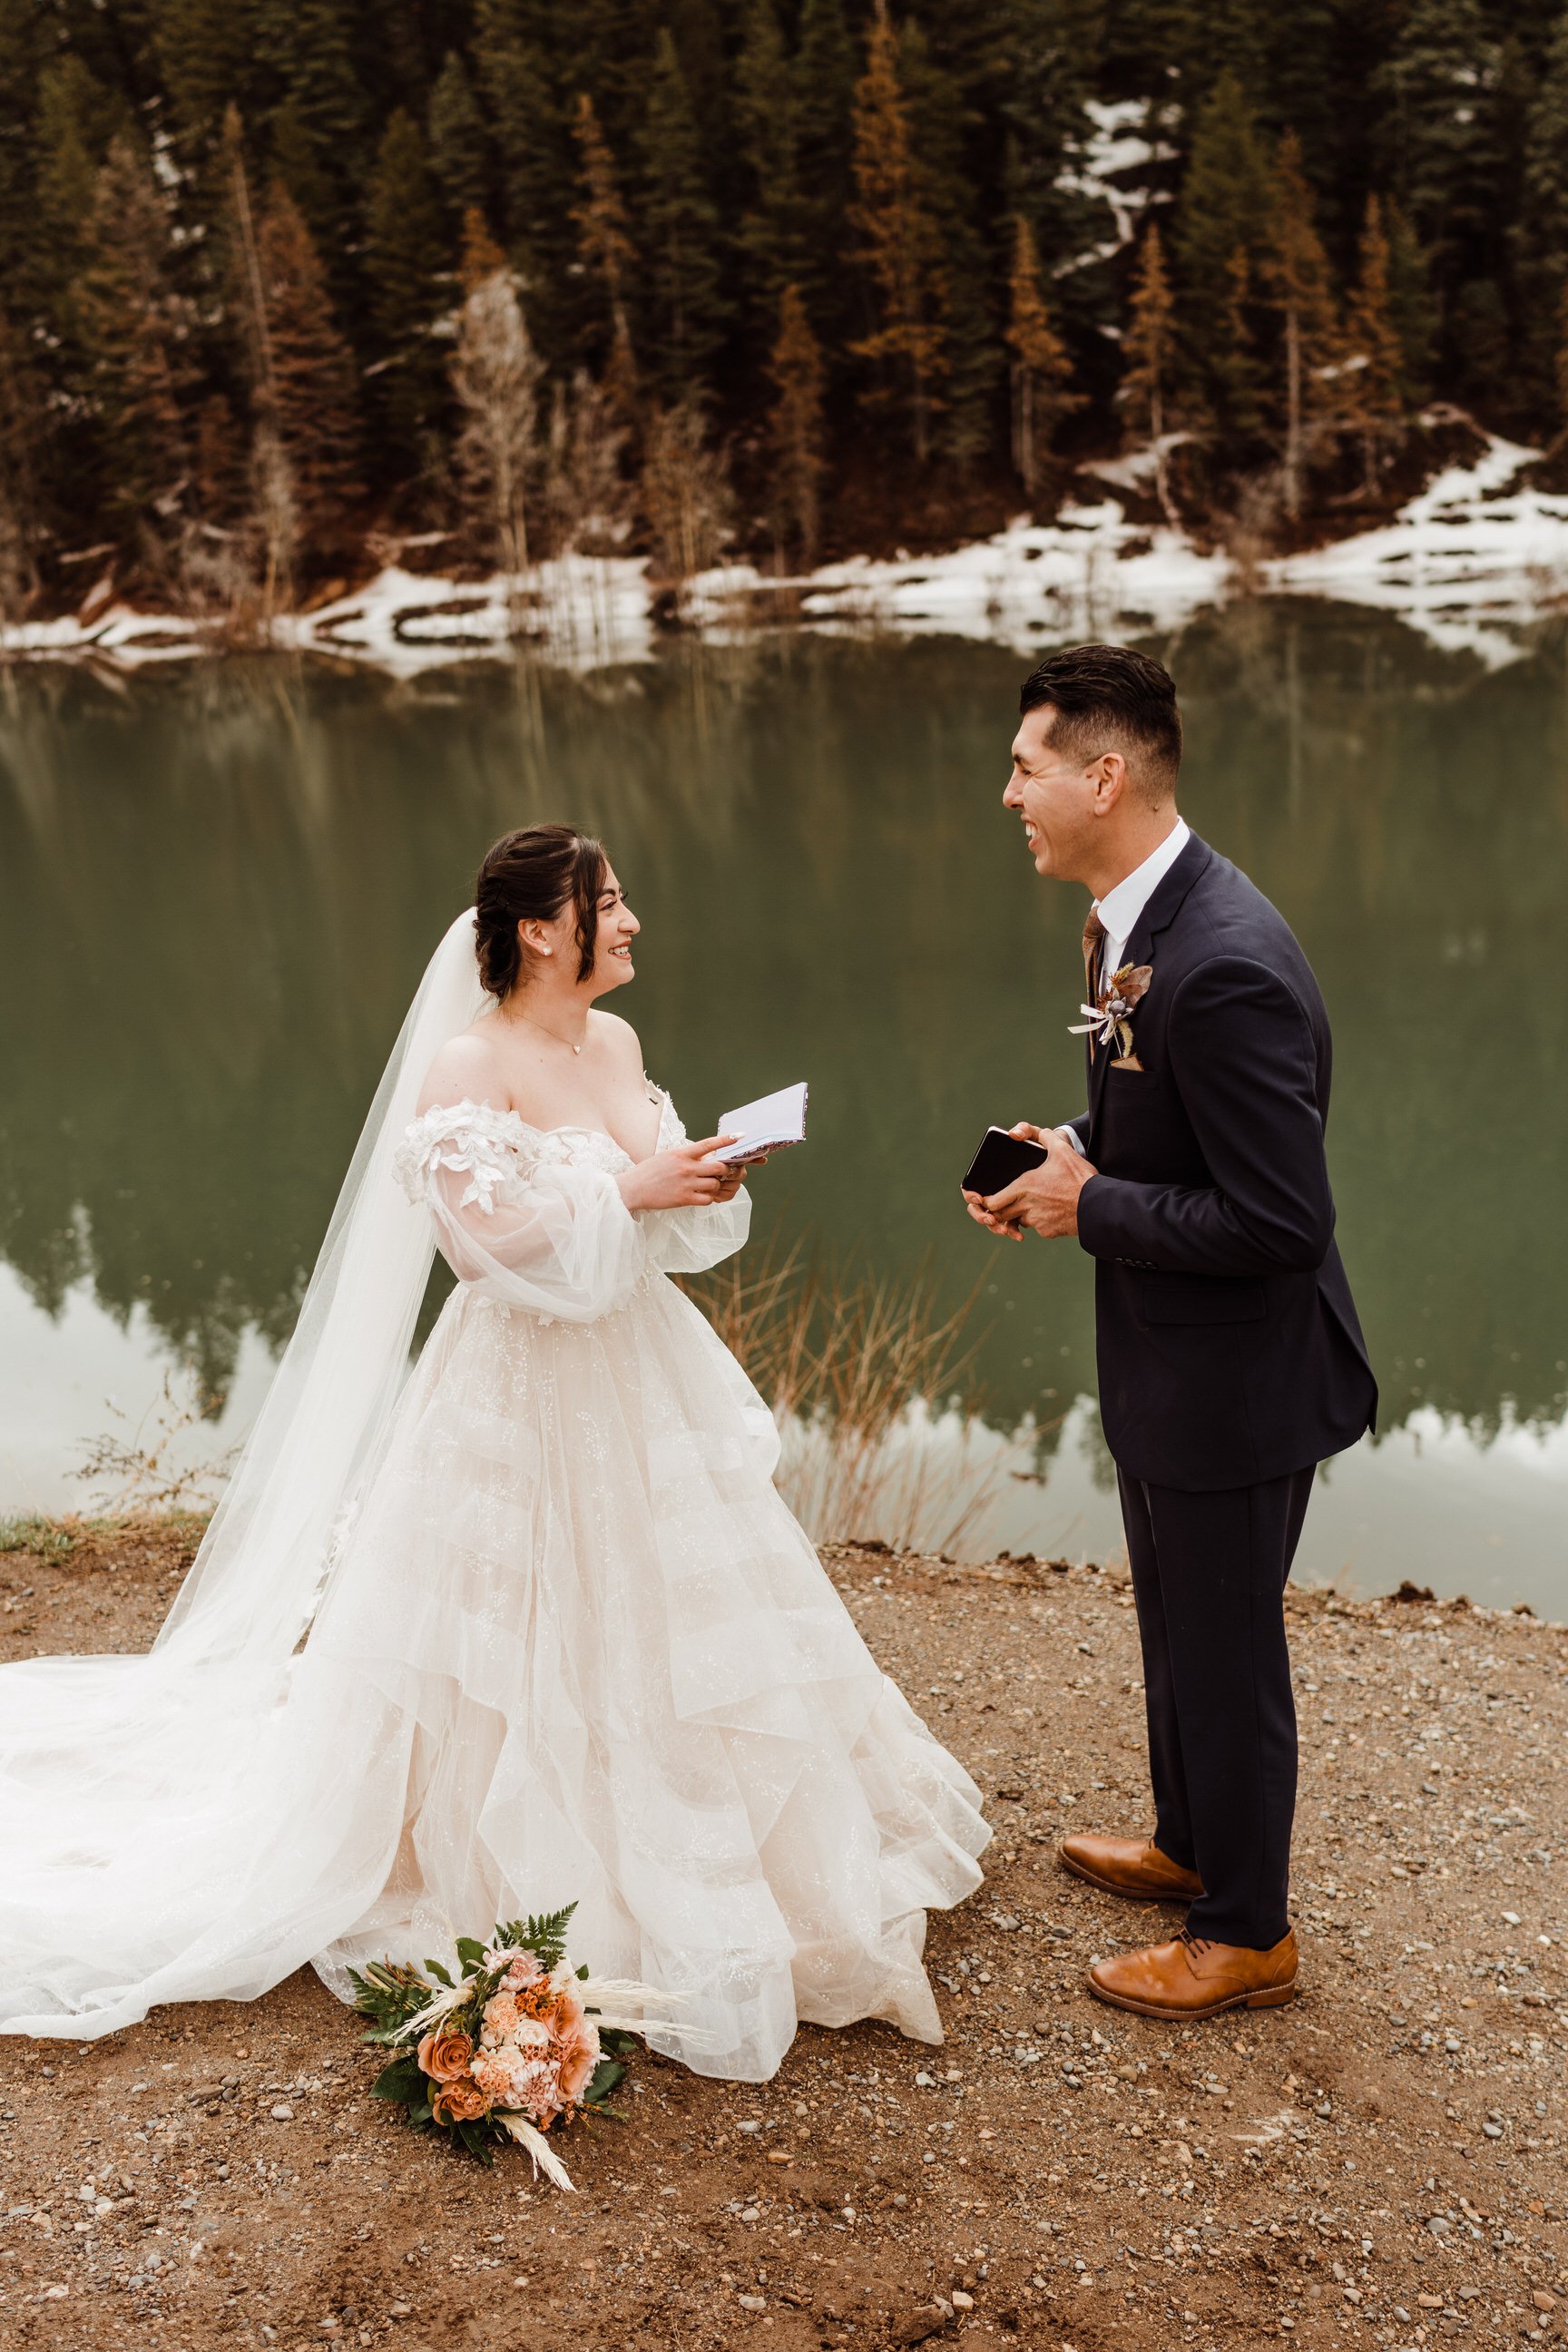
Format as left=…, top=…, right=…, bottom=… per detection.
left=3, top=599, right=1564, bottom=1614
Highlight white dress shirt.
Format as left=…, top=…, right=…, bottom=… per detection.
left=1059, top=816, right=1190, bottom=1154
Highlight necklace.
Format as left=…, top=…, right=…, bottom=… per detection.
left=513, top=1007, right=585, bottom=1056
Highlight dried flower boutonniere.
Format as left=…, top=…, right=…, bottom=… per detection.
left=1070, top=962, right=1152, bottom=1071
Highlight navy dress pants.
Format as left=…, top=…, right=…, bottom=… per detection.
left=1116, top=1462, right=1316, bottom=1950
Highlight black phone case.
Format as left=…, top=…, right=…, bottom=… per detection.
left=962, top=1127, right=1048, bottom=1197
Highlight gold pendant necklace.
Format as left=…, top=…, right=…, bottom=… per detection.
left=516, top=1009, right=583, bottom=1055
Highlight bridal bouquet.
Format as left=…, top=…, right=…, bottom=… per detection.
left=349, top=1903, right=666, bottom=2187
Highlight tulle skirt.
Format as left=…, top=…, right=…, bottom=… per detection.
left=0, top=1272, right=989, bottom=2073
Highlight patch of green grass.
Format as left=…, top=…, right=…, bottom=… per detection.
left=0, top=1513, right=78, bottom=1561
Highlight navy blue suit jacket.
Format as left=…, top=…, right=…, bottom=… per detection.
left=1071, top=830, right=1377, bottom=1491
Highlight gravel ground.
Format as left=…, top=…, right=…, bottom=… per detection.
left=1, top=1520, right=1564, bottom=2352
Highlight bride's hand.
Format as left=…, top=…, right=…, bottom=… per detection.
left=619, top=1136, right=743, bottom=1213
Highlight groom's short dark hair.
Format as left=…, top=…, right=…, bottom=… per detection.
left=1019, top=643, right=1182, bottom=802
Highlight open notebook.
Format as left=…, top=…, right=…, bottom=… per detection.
left=714, top=1082, right=808, bottom=1165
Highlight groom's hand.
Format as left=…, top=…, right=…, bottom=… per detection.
left=976, top=1123, right=1097, bottom=1240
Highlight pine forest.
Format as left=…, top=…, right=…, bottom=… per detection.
left=2, top=0, right=1566, bottom=623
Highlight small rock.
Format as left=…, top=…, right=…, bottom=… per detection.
left=990, top=1913, right=1021, bottom=1932
left=740, top=2206, right=760, bottom=2222
left=951, top=2289, right=975, bottom=2310
left=1534, top=2291, right=1558, bottom=2313
left=1502, top=1912, right=1522, bottom=1926
left=1426, top=2216, right=1451, bottom=2237
left=1484, top=2122, right=1503, bottom=2139
left=736, top=2120, right=761, bottom=2134
left=1418, top=2294, right=1444, bottom=2309
left=269, top=2102, right=293, bottom=2122
left=738, top=2294, right=766, bottom=2312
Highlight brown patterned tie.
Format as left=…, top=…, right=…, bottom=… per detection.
left=1082, top=906, right=1107, bottom=1003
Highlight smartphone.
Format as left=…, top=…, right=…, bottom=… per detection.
left=962, top=1126, right=1048, bottom=1198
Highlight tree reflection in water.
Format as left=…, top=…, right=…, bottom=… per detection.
left=0, top=607, right=1563, bottom=1475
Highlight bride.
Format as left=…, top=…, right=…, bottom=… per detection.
left=0, top=823, right=988, bottom=2076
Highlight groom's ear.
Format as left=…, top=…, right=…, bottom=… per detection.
left=1090, top=750, right=1129, bottom=810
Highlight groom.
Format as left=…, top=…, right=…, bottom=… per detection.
left=965, top=642, right=1377, bottom=2021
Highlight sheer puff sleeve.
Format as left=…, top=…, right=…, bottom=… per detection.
left=639, top=1088, right=752, bottom=1277
left=393, top=1100, right=648, bottom=1325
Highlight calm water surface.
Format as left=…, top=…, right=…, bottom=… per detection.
left=2, top=604, right=1564, bottom=1609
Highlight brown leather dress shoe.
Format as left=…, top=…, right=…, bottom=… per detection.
left=1088, top=1927, right=1298, bottom=2020
left=1057, top=1832, right=1204, bottom=1904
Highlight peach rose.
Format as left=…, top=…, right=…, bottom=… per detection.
left=549, top=1982, right=586, bottom=2035
left=553, top=2017, right=601, bottom=2106
left=416, top=2027, right=474, bottom=2083
left=430, top=2075, right=491, bottom=2126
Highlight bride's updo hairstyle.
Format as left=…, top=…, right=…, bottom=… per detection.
left=475, top=824, right=608, bottom=998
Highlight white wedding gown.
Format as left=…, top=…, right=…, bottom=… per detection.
left=0, top=1073, right=988, bottom=2075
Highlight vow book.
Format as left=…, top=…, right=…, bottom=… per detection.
left=715, top=1082, right=809, bottom=1164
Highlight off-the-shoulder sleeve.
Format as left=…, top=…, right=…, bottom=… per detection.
left=637, top=1088, right=752, bottom=1277
left=395, top=1102, right=647, bottom=1324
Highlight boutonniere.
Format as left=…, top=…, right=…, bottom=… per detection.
left=1070, top=962, right=1152, bottom=1070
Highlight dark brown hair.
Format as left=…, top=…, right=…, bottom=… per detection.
left=1018, top=642, right=1182, bottom=800
left=474, top=825, right=608, bottom=998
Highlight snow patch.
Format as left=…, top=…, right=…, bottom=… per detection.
left=6, top=431, right=1568, bottom=679
left=1269, top=426, right=1568, bottom=666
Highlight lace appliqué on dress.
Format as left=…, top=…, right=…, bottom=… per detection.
left=393, top=1099, right=540, bottom=1213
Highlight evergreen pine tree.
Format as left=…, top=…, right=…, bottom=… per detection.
left=362, top=108, right=447, bottom=467
left=638, top=28, right=726, bottom=401
left=428, top=53, right=491, bottom=231
left=254, top=181, right=362, bottom=561
left=254, top=0, right=367, bottom=249
left=1004, top=214, right=1075, bottom=499
left=1384, top=201, right=1438, bottom=404
left=0, top=298, right=47, bottom=613
left=572, top=92, right=637, bottom=409
left=1517, top=10, right=1568, bottom=398
left=0, top=0, right=49, bottom=303
left=1341, top=194, right=1405, bottom=496
left=460, top=208, right=509, bottom=292
left=736, top=0, right=805, bottom=322
left=153, top=0, right=261, bottom=165
left=1001, top=0, right=1106, bottom=349
left=1171, top=69, right=1270, bottom=440
left=896, top=16, right=998, bottom=475
left=1260, top=130, right=1339, bottom=522
left=75, top=134, right=197, bottom=536
left=34, top=57, right=122, bottom=349
left=1374, top=0, right=1506, bottom=380
left=848, top=4, right=948, bottom=466
left=793, top=0, right=857, bottom=337
left=472, top=2, right=576, bottom=368
left=767, top=282, right=826, bottom=563
left=1121, top=222, right=1179, bottom=524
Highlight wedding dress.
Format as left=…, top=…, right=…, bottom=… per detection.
left=0, top=912, right=988, bottom=2074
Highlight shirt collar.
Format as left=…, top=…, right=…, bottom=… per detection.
left=1093, top=817, right=1191, bottom=954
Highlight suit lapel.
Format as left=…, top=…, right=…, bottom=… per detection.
left=1123, top=828, right=1211, bottom=972
left=1087, top=831, right=1212, bottom=1131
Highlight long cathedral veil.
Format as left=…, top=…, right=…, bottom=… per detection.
left=156, top=906, right=486, bottom=1666
left=0, top=908, right=487, bottom=2036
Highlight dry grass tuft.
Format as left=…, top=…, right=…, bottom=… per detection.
left=682, top=1241, right=996, bottom=1553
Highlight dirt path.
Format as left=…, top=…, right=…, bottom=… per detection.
left=1, top=1522, right=1564, bottom=2352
